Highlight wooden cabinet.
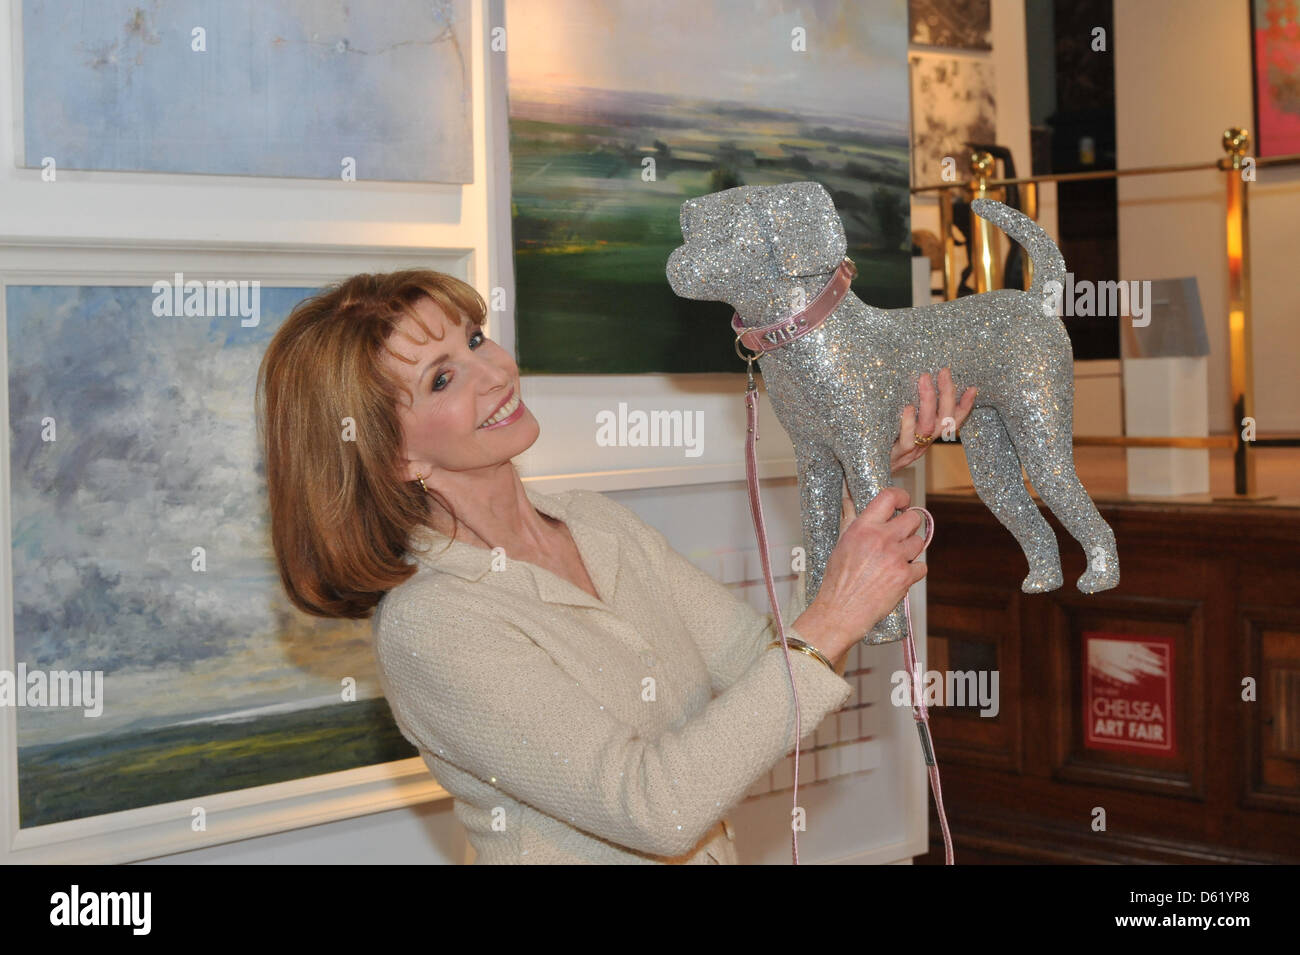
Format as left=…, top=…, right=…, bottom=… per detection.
left=916, top=491, right=1300, bottom=864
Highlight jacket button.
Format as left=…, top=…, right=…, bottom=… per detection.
left=722, top=819, right=735, bottom=841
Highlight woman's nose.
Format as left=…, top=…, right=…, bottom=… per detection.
left=483, top=372, right=512, bottom=393
left=478, top=369, right=513, bottom=398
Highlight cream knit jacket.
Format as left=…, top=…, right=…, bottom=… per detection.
left=372, top=484, right=855, bottom=864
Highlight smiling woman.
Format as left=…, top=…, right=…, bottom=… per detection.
left=254, top=269, right=494, bottom=619
left=254, top=267, right=964, bottom=864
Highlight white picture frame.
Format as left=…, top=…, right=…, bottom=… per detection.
left=0, top=238, right=471, bottom=864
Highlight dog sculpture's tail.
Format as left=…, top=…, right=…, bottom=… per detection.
left=969, top=198, right=1066, bottom=302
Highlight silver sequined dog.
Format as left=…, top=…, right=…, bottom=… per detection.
left=666, top=181, right=1119, bottom=645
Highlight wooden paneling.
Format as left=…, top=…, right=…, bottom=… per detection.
left=1048, top=594, right=1203, bottom=799
left=926, top=584, right=1022, bottom=772
left=1241, top=605, right=1300, bottom=814
left=916, top=491, right=1300, bottom=865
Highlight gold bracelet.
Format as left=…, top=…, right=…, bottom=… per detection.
left=766, top=637, right=835, bottom=673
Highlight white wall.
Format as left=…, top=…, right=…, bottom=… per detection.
left=926, top=0, right=1299, bottom=495
left=1114, top=0, right=1300, bottom=434
left=0, top=0, right=502, bottom=870
left=915, top=0, right=1107, bottom=490
left=2, top=0, right=929, bottom=865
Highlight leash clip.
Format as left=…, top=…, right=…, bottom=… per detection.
left=735, top=335, right=760, bottom=391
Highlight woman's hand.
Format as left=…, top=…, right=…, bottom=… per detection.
left=889, top=367, right=977, bottom=473
left=834, top=367, right=978, bottom=537
left=794, top=486, right=928, bottom=668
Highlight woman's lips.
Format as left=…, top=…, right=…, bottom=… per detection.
left=482, top=387, right=514, bottom=422
left=479, top=388, right=523, bottom=430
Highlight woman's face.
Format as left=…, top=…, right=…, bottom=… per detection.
left=383, top=296, right=538, bottom=487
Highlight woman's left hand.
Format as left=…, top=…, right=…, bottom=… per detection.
left=839, top=367, right=978, bottom=534
left=888, top=366, right=977, bottom=473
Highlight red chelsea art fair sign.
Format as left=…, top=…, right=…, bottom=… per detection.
left=1084, top=632, right=1176, bottom=756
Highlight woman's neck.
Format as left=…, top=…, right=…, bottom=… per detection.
left=423, top=467, right=559, bottom=561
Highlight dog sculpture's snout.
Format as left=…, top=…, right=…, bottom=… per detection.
left=666, top=245, right=684, bottom=284
left=679, top=197, right=703, bottom=242
left=668, top=196, right=717, bottom=298
left=665, top=244, right=697, bottom=298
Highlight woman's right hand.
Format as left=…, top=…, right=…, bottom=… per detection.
left=793, top=486, right=928, bottom=668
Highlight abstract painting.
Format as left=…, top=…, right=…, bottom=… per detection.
left=908, top=0, right=992, bottom=51
left=5, top=283, right=414, bottom=828
left=908, top=52, right=996, bottom=188
left=18, top=0, right=472, bottom=182
left=507, top=0, right=912, bottom=374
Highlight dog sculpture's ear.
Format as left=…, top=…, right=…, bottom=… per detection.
left=752, top=180, right=847, bottom=278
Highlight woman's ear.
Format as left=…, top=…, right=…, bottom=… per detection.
left=398, top=454, right=429, bottom=486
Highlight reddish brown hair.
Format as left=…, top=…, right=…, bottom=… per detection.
left=255, top=270, right=487, bottom=618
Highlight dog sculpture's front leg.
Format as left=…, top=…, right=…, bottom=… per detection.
left=839, top=438, right=911, bottom=645
left=793, top=440, right=846, bottom=614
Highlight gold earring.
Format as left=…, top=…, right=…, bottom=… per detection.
left=416, top=472, right=429, bottom=494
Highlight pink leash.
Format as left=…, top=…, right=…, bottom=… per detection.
left=742, top=366, right=954, bottom=865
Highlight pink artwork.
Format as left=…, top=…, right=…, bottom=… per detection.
left=1253, top=0, right=1300, bottom=157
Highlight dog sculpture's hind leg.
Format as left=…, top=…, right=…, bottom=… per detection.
left=997, top=385, right=1120, bottom=593
left=970, top=199, right=1121, bottom=593
left=959, top=406, right=1063, bottom=592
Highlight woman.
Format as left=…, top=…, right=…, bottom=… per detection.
left=256, top=269, right=976, bottom=864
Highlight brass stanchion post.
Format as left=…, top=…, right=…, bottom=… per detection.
left=1221, top=127, right=1260, bottom=498
left=1020, top=181, right=1038, bottom=290
left=939, top=188, right=957, bottom=301
left=967, top=151, right=998, bottom=292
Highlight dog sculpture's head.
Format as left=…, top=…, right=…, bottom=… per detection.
left=666, top=181, right=847, bottom=307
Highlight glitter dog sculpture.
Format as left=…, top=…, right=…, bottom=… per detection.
left=666, top=181, right=1119, bottom=645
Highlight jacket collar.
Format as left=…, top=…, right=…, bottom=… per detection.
left=404, top=484, right=620, bottom=610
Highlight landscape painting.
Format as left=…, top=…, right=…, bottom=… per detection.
left=506, top=0, right=912, bottom=374
left=5, top=283, right=413, bottom=828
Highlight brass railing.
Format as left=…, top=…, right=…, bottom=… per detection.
left=910, top=127, right=1300, bottom=498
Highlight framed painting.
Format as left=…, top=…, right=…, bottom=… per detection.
left=1251, top=0, right=1300, bottom=157
left=908, top=0, right=992, bottom=51
left=14, top=0, right=472, bottom=183
left=505, top=0, right=912, bottom=374
left=0, top=240, right=470, bottom=863
left=908, top=51, right=997, bottom=189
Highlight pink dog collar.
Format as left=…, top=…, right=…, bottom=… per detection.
left=731, top=257, right=857, bottom=355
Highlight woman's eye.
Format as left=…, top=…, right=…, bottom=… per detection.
left=431, top=328, right=487, bottom=391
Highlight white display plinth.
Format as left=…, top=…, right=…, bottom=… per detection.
left=1122, top=356, right=1211, bottom=496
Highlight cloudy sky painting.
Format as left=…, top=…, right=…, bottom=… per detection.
left=5, top=285, right=384, bottom=755
left=19, top=0, right=471, bottom=182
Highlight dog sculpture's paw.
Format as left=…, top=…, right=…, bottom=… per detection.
left=862, top=606, right=908, bottom=646
left=1077, top=546, right=1120, bottom=593
left=1021, top=566, right=1064, bottom=593
left=1077, top=565, right=1120, bottom=593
